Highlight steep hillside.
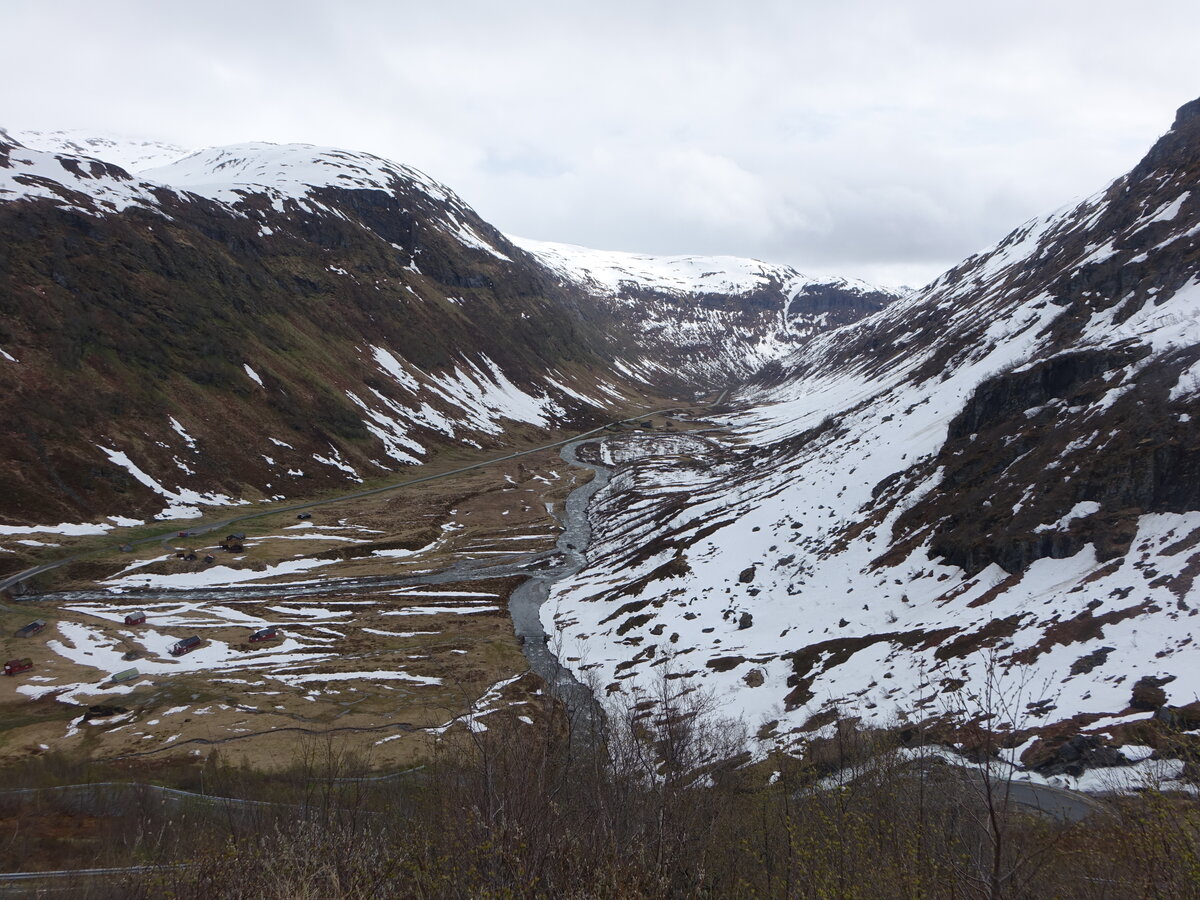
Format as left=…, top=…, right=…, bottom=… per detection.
left=545, top=98, right=1200, bottom=769
left=0, top=131, right=896, bottom=538
left=514, top=237, right=899, bottom=384
left=0, top=136, right=637, bottom=533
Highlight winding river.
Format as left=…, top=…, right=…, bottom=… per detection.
left=508, top=438, right=609, bottom=737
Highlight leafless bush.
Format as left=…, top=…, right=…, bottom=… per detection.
left=9, top=671, right=1199, bottom=899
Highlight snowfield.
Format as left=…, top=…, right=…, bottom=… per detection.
left=542, top=110, right=1200, bottom=758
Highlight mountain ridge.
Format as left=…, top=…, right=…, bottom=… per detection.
left=542, top=97, right=1200, bottom=769
left=514, top=236, right=899, bottom=383
left=0, top=130, right=891, bottom=536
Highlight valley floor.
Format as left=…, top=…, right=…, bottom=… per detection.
left=0, top=411, right=684, bottom=771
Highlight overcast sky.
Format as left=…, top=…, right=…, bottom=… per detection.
left=4, top=0, right=1198, bottom=286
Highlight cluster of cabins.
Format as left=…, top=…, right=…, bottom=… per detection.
left=6, top=521, right=311, bottom=682
left=4, top=620, right=46, bottom=677
left=4, top=614, right=282, bottom=680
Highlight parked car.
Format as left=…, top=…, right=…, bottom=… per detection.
left=296, top=513, right=312, bottom=520
left=3, top=658, right=33, bottom=676
left=15, top=620, right=46, bottom=638
left=170, top=636, right=203, bottom=657
left=249, top=626, right=281, bottom=643
left=124, top=611, right=147, bottom=626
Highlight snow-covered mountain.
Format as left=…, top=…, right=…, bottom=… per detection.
left=0, top=133, right=640, bottom=528
left=139, top=142, right=516, bottom=261
left=511, top=238, right=836, bottom=298
left=2, top=127, right=896, bottom=389
left=6, top=128, right=190, bottom=172
left=545, top=97, right=1200, bottom=770
left=0, top=129, right=900, bottom=529
left=514, top=237, right=900, bottom=385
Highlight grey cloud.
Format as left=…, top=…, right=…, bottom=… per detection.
left=4, top=0, right=1198, bottom=287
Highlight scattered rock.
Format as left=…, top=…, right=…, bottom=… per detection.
left=738, top=566, right=756, bottom=584
left=1154, top=701, right=1200, bottom=731
left=1069, top=646, right=1115, bottom=676
left=738, top=612, right=753, bottom=630
left=706, top=655, right=746, bottom=672
left=1131, top=675, right=1175, bottom=710
left=1025, top=734, right=1128, bottom=777
left=83, top=705, right=128, bottom=721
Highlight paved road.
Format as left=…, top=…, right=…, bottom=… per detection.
left=0, top=406, right=687, bottom=594
left=1003, top=777, right=1106, bottom=823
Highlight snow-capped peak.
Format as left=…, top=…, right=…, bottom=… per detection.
left=0, top=134, right=167, bottom=215
left=512, top=236, right=794, bottom=296
left=5, top=128, right=190, bottom=173
left=511, top=236, right=890, bottom=305
left=140, top=142, right=458, bottom=208
left=513, top=236, right=811, bottom=298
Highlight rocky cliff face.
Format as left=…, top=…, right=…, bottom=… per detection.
left=543, top=98, right=1200, bottom=765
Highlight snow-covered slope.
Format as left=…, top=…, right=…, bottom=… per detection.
left=545, top=97, right=1200, bottom=765
left=6, top=128, right=190, bottom=172
left=0, top=132, right=171, bottom=214
left=0, top=128, right=878, bottom=530
left=0, top=131, right=638, bottom=527
left=511, top=238, right=818, bottom=298
left=514, top=237, right=900, bottom=386
left=141, top=142, right=451, bottom=204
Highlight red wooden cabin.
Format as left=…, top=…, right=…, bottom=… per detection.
left=3, top=658, right=33, bottom=676
left=170, top=636, right=203, bottom=657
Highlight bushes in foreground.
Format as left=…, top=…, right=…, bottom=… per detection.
left=7, top=678, right=1200, bottom=898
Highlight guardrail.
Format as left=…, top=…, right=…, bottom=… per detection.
left=0, top=768, right=424, bottom=818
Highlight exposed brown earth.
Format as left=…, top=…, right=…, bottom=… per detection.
left=0, top=442, right=600, bottom=770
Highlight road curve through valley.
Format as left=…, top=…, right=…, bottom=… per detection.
left=0, top=406, right=686, bottom=594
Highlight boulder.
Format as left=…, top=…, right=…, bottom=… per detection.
left=1131, top=675, right=1174, bottom=710
left=1027, top=734, right=1127, bottom=777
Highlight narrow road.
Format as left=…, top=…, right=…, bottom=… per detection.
left=1003, top=778, right=1106, bottom=823
left=0, top=406, right=685, bottom=594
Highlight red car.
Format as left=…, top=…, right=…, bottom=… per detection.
left=4, top=658, right=33, bottom=676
